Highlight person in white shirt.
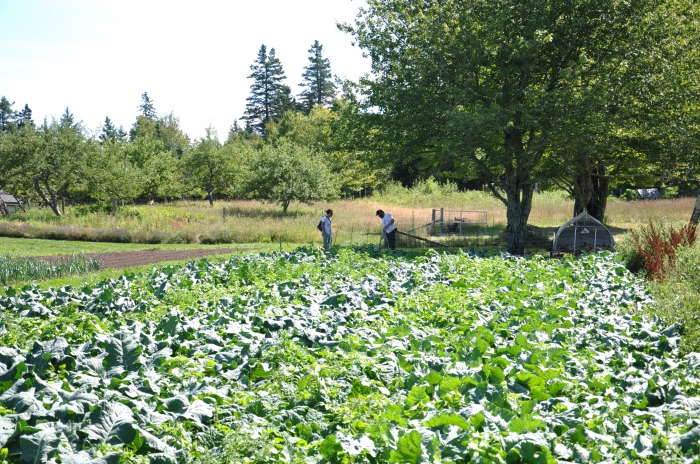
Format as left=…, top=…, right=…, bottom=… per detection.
left=376, top=209, right=397, bottom=250
left=321, top=209, right=333, bottom=248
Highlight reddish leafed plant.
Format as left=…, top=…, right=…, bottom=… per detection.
left=630, top=220, right=698, bottom=280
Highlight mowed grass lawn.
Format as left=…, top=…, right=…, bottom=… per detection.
left=0, top=236, right=244, bottom=257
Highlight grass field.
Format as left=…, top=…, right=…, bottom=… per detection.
left=1, top=190, right=696, bottom=248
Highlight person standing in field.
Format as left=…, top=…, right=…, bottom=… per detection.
left=376, top=209, right=397, bottom=250
left=321, top=209, right=333, bottom=248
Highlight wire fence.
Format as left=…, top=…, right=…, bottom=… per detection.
left=336, top=209, right=557, bottom=252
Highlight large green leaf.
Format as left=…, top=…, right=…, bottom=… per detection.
left=20, top=428, right=60, bottom=463
left=389, top=430, right=424, bottom=463
left=79, top=401, right=136, bottom=446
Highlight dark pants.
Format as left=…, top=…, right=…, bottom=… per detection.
left=386, top=229, right=397, bottom=249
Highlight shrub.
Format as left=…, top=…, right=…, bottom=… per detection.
left=629, top=220, right=698, bottom=280
left=621, top=189, right=640, bottom=201
left=73, top=203, right=112, bottom=216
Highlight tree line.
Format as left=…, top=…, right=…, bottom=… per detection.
left=0, top=41, right=385, bottom=215
left=3, top=0, right=700, bottom=255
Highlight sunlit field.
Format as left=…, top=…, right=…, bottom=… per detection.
left=0, top=190, right=696, bottom=248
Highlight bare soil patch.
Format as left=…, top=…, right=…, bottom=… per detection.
left=86, top=248, right=247, bottom=269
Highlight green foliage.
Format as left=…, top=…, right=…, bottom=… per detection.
left=343, top=0, right=700, bottom=254
left=82, top=140, right=145, bottom=209
left=244, top=45, right=295, bottom=134
left=0, top=252, right=101, bottom=285
left=267, top=107, right=384, bottom=195
left=646, top=241, right=700, bottom=353
left=182, top=128, right=240, bottom=205
left=0, top=249, right=698, bottom=462
left=299, top=40, right=336, bottom=114
left=244, top=142, right=338, bottom=212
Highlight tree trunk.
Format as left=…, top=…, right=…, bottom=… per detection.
left=504, top=185, right=534, bottom=255
left=571, top=151, right=593, bottom=217
left=33, top=177, right=61, bottom=217
left=586, top=162, right=609, bottom=222
left=282, top=199, right=290, bottom=213
left=208, top=191, right=214, bottom=206
left=691, top=194, right=700, bottom=224
left=111, top=197, right=117, bottom=213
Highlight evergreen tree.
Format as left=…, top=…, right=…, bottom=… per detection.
left=100, top=116, right=116, bottom=143
left=139, top=92, right=157, bottom=120
left=0, top=96, right=16, bottom=133
left=299, top=41, right=336, bottom=113
left=59, top=107, right=77, bottom=129
left=16, top=104, right=33, bottom=130
left=243, top=45, right=293, bottom=133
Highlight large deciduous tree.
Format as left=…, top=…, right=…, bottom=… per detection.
left=299, top=40, right=336, bottom=114
left=549, top=0, right=700, bottom=221
left=344, top=0, right=672, bottom=254
left=243, top=45, right=295, bottom=134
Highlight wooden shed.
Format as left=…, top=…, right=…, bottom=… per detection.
left=551, top=211, right=614, bottom=255
left=0, top=193, right=22, bottom=215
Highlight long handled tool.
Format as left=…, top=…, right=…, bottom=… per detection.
left=374, top=234, right=389, bottom=253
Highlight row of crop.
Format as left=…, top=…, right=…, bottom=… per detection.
left=0, top=253, right=101, bottom=286
left=0, top=250, right=698, bottom=463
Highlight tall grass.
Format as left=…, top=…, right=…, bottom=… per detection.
left=0, top=188, right=695, bottom=246
left=643, top=239, right=700, bottom=354
left=0, top=253, right=102, bottom=285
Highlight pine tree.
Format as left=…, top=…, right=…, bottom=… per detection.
left=243, top=45, right=293, bottom=133
left=139, top=92, right=157, bottom=120
left=299, top=41, right=336, bottom=114
left=59, top=107, right=77, bottom=129
left=100, top=116, right=118, bottom=144
left=16, top=104, right=33, bottom=130
left=0, top=96, right=16, bottom=133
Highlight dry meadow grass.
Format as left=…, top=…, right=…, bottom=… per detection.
left=0, top=191, right=696, bottom=248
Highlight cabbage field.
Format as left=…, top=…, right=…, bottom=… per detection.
left=0, top=249, right=699, bottom=463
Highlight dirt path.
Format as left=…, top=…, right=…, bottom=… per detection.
left=76, top=248, right=248, bottom=269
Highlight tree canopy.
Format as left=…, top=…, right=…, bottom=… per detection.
left=343, top=0, right=699, bottom=253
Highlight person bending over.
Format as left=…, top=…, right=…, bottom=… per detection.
left=376, top=209, right=397, bottom=250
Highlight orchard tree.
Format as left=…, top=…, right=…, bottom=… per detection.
left=299, top=40, right=336, bottom=114
left=156, top=112, right=190, bottom=158
left=183, top=127, right=237, bottom=205
left=84, top=141, right=144, bottom=211
left=243, top=45, right=295, bottom=133
left=267, top=107, right=383, bottom=195
left=143, top=153, right=185, bottom=201
left=21, top=110, right=87, bottom=216
left=344, top=0, right=682, bottom=254
left=243, top=141, right=337, bottom=213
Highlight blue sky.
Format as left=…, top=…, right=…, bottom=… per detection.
left=0, top=0, right=371, bottom=140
